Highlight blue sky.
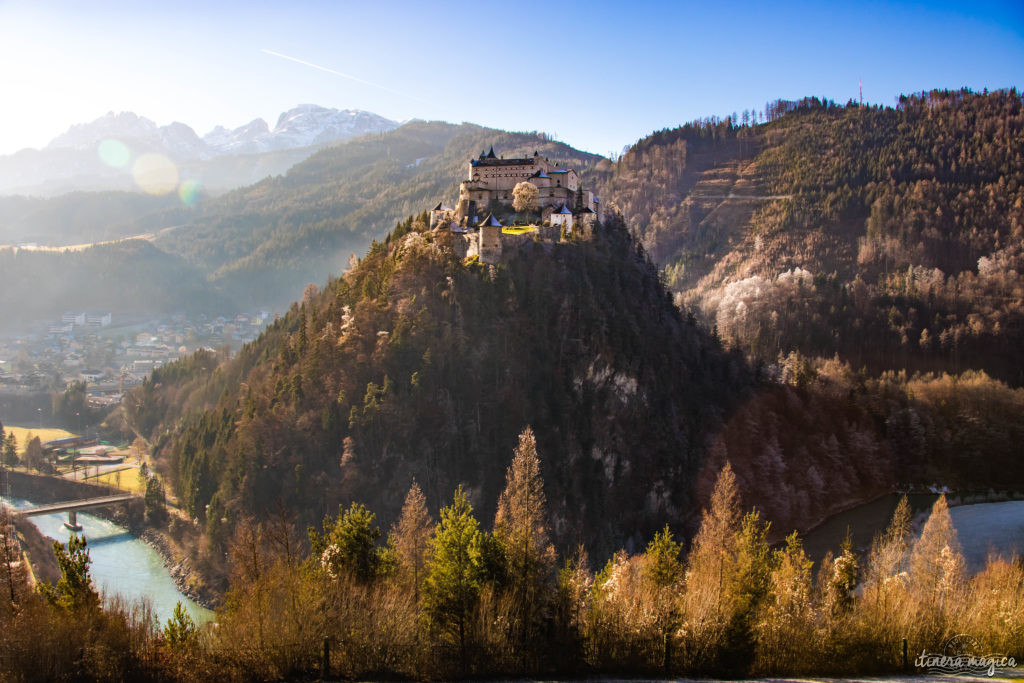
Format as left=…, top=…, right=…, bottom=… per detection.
left=0, top=0, right=1021, bottom=157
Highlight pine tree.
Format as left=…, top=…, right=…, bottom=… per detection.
left=823, top=529, right=859, bottom=615
left=860, top=495, right=914, bottom=660
left=495, top=427, right=554, bottom=590
left=311, top=502, right=383, bottom=582
left=681, top=463, right=745, bottom=670
left=422, top=486, right=482, bottom=668
left=645, top=525, right=683, bottom=588
left=494, top=427, right=556, bottom=656
left=164, top=601, right=199, bottom=649
left=723, top=510, right=773, bottom=674
left=866, top=495, right=912, bottom=584
left=909, top=494, right=964, bottom=606
left=644, top=525, right=683, bottom=673
left=40, top=535, right=99, bottom=612
left=0, top=432, right=13, bottom=467
left=755, top=532, right=814, bottom=672
left=391, top=480, right=434, bottom=601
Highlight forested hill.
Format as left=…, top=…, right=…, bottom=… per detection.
left=126, top=211, right=1024, bottom=598
left=151, top=121, right=605, bottom=308
left=592, top=88, right=1024, bottom=385
left=127, top=215, right=750, bottom=565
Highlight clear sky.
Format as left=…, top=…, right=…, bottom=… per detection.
left=0, top=0, right=1021, bottom=157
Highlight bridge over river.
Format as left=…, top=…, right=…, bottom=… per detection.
left=6, top=493, right=139, bottom=530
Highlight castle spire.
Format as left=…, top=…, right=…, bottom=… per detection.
left=486, top=146, right=496, bottom=159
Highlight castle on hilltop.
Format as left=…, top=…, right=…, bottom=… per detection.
left=429, top=147, right=603, bottom=264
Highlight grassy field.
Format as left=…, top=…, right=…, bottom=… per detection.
left=2, top=426, right=77, bottom=450
left=90, top=467, right=146, bottom=493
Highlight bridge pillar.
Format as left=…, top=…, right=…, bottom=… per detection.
left=65, top=510, right=83, bottom=532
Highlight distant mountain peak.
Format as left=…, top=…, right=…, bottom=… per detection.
left=202, top=105, right=397, bottom=155
left=0, top=106, right=402, bottom=195
left=47, top=111, right=159, bottom=151
left=42, top=105, right=397, bottom=160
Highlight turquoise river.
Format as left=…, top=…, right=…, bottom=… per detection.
left=3, top=495, right=212, bottom=625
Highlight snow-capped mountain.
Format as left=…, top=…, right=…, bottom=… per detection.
left=0, top=105, right=401, bottom=195
left=203, top=118, right=271, bottom=155
left=201, top=105, right=397, bottom=155
left=47, top=111, right=212, bottom=160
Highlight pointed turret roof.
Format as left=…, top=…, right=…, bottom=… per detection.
left=478, top=213, right=502, bottom=227
left=556, top=204, right=572, bottom=214
left=486, top=146, right=496, bottom=159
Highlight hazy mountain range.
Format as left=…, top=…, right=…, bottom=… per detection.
left=0, top=105, right=399, bottom=196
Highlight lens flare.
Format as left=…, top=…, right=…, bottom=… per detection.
left=132, top=153, right=179, bottom=195
left=178, top=178, right=202, bottom=205
left=97, top=138, right=131, bottom=168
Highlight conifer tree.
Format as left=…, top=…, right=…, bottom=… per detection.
left=644, top=525, right=683, bottom=673
left=866, top=495, right=912, bottom=584
left=644, top=525, right=682, bottom=588
left=312, top=502, right=383, bottom=582
left=860, top=495, right=914, bottom=658
left=494, top=427, right=556, bottom=655
left=0, top=432, right=13, bottom=467
left=391, top=480, right=434, bottom=601
left=40, top=535, right=99, bottom=612
left=723, top=510, right=773, bottom=675
left=682, top=463, right=744, bottom=668
left=495, top=427, right=555, bottom=592
left=164, top=601, right=199, bottom=650
left=823, top=530, right=859, bottom=615
left=755, top=532, right=814, bottom=672
left=422, top=486, right=482, bottom=668
left=909, top=494, right=964, bottom=607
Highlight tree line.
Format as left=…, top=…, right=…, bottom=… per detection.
left=2, top=427, right=1021, bottom=680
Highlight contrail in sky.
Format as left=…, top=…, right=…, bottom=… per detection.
left=261, top=49, right=424, bottom=101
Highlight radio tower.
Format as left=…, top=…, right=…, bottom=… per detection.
left=859, top=78, right=863, bottom=106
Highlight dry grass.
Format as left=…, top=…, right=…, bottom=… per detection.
left=3, top=426, right=77, bottom=449
left=90, top=467, right=146, bottom=494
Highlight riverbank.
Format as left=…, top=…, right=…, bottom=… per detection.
left=140, top=527, right=218, bottom=611
left=799, top=487, right=1024, bottom=563
left=12, top=514, right=60, bottom=585
left=4, top=469, right=217, bottom=613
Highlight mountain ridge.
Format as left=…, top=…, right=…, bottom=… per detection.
left=0, top=105, right=399, bottom=196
